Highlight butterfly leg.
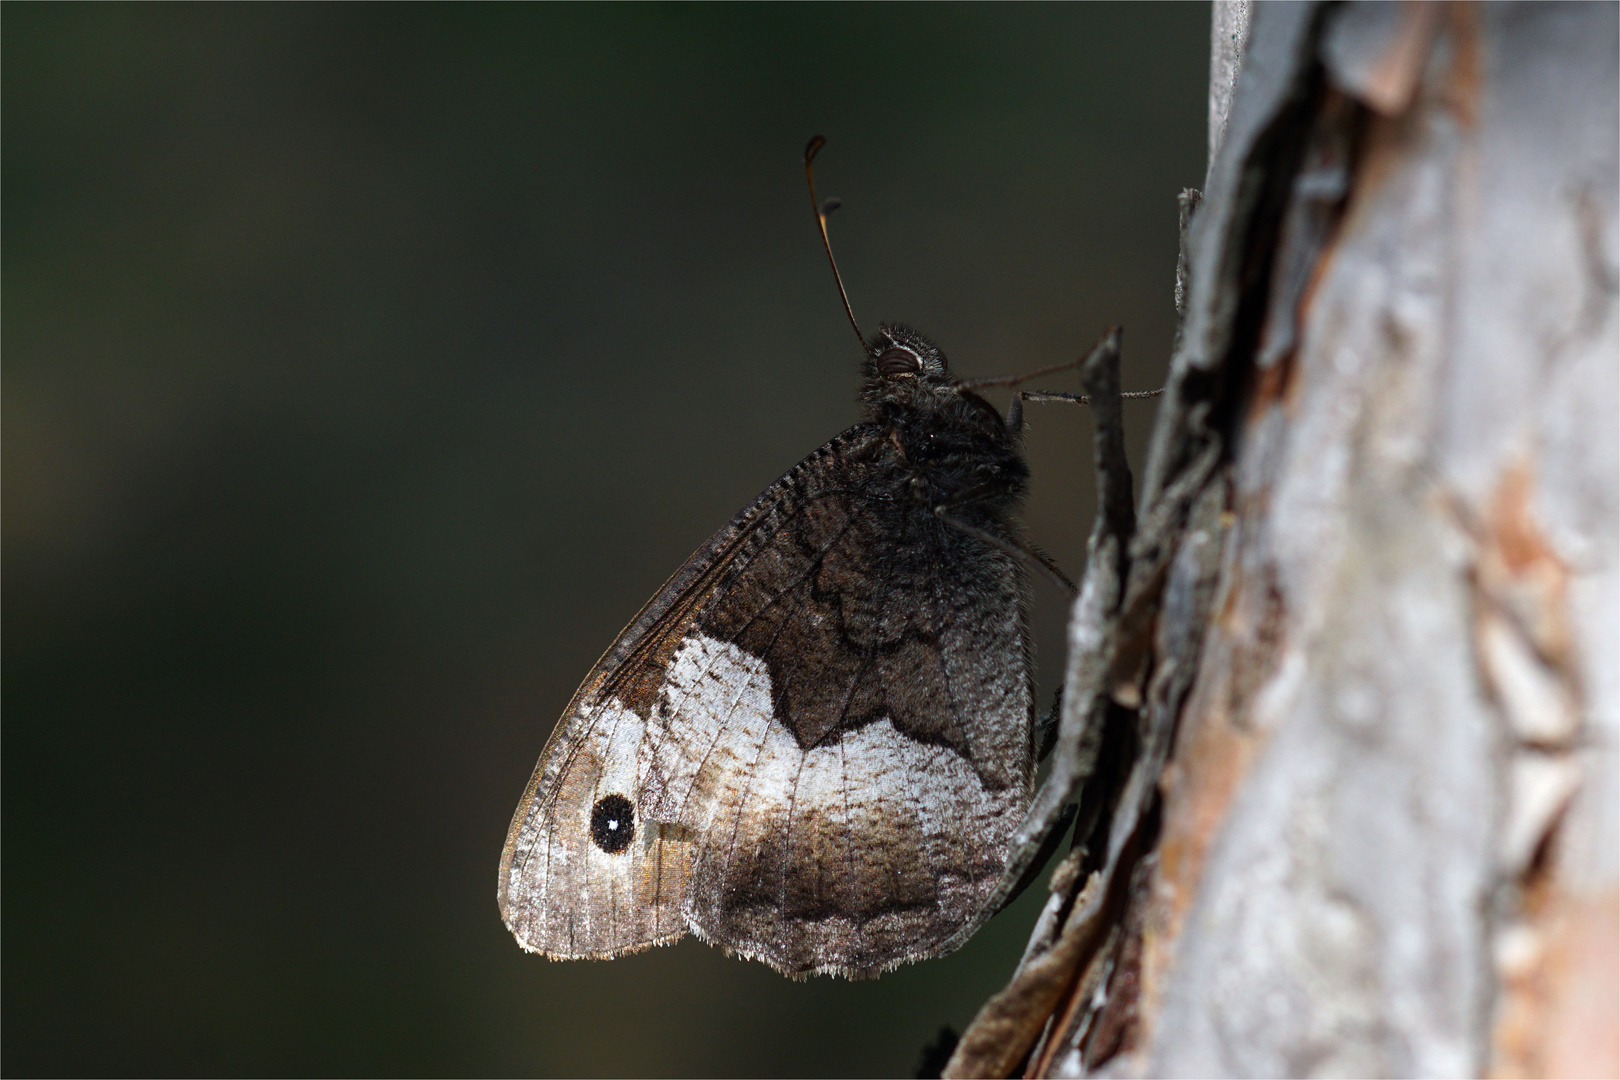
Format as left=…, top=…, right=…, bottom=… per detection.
left=1019, top=388, right=1164, bottom=406
left=1009, top=389, right=1080, bottom=433
left=931, top=502, right=1076, bottom=596
left=1004, top=389, right=1116, bottom=432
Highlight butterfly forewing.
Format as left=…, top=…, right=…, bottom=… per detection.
left=499, top=418, right=1035, bottom=978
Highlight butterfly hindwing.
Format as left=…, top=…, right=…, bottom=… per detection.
left=499, top=416, right=1034, bottom=978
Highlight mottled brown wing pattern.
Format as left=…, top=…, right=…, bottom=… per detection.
left=499, top=420, right=1034, bottom=978
left=496, top=434, right=836, bottom=961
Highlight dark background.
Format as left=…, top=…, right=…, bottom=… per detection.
left=3, top=5, right=1207, bottom=1076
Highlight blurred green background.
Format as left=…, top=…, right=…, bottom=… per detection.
left=3, top=4, right=1207, bottom=1076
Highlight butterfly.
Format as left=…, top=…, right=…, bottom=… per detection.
left=498, top=138, right=1055, bottom=979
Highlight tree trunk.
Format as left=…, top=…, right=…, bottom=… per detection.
left=946, top=3, right=1618, bottom=1076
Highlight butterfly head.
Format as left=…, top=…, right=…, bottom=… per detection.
left=860, top=324, right=960, bottom=410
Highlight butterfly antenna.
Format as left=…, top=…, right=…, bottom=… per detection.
left=804, top=136, right=865, bottom=352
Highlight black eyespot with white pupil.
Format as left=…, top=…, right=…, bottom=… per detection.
left=876, top=347, right=921, bottom=374
left=590, top=793, right=635, bottom=854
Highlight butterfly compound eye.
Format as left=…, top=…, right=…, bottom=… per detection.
left=876, top=347, right=922, bottom=374
left=589, top=793, right=635, bottom=854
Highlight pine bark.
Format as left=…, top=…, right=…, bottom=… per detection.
left=946, top=3, right=1618, bottom=1076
